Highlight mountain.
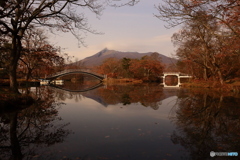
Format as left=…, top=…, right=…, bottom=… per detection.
left=73, top=48, right=176, bottom=67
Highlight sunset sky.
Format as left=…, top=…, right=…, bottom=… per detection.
left=49, top=0, right=179, bottom=61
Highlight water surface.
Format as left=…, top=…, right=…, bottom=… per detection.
left=0, top=83, right=239, bottom=160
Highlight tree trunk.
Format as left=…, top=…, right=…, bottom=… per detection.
left=9, top=36, right=22, bottom=94
left=26, top=68, right=32, bottom=81
left=211, top=56, right=224, bottom=85
left=10, top=112, right=23, bottom=160
left=9, top=63, right=19, bottom=94
left=217, top=69, right=224, bottom=85
left=203, top=67, right=207, bottom=81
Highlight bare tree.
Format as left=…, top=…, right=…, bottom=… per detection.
left=19, top=27, right=65, bottom=80
left=156, top=0, right=240, bottom=84
left=155, top=0, right=240, bottom=32
left=0, top=0, right=137, bottom=93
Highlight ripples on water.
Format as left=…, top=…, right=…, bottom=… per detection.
left=0, top=83, right=240, bottom=160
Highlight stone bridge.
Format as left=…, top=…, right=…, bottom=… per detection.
left=161, top=72, right=192, bottom=87
left=46, top=69, right=104, bottom=81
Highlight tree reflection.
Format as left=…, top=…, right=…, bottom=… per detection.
left=50, top=83, right=178, bottom=110
left=87, top=83, right=166, bottom=110
left=172, top=90, right=240, bottom=159
left=0, top=87, right=71, bottom=160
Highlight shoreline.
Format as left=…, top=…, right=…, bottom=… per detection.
left=1, top=78, right=240, bottom=93
left=180, top=80, right=240, bottom=93
left=103, top=78, right=240, bottom=93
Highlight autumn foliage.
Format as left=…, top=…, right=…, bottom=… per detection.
left=0, top=28, right=67, bottom=81
left=18, top=29, right=66, bottom=80
left=157, top=0, right=240, bottom=84
left=95, top=53, right=165, bottom=81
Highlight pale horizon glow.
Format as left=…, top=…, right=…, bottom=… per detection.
left=49, top=1, right=179, bottom=61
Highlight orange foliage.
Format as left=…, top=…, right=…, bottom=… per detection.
left=95, top=55, right=165, bottom=81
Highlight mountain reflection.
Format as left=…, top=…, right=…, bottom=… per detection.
left=87, top=84, right=166, bottom=109
left=0, top=87, right=72, bottom=160
left=171, top=90, right=240, bottom=159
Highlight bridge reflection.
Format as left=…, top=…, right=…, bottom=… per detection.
left=48, top=83, right=182, bottom=109
left=49, top=82, right=104, bottom=93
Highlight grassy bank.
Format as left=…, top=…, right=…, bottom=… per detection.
left=103, top=78, right=240, bottom=93
left=181, top=79, right=240, bottom=93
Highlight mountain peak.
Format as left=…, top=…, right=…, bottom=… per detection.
left=101, top=47, right=109, bottom=52
left=95, top=48, right=112, bottom=57
left=76, top=49, right=176, bottom=67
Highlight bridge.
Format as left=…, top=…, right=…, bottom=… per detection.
left=45, top=69, right=104, bottom=81
left=160, top=72, right=192, bottom=87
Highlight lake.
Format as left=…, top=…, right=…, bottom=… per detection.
left=0, top=83, right=240, bottom=160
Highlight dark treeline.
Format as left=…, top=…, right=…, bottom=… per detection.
left=157, top=0, right=240, bottom=84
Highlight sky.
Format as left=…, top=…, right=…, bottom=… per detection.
left=49, top=0, right=179, bottom=61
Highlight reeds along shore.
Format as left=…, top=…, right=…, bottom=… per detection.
left=181, top=80, right=240, bottom=94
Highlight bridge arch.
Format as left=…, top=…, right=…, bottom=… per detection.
left=46, top=69, right=104, bottom=81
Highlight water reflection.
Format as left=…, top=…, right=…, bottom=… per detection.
left=48, top=83, right=182, bottom=160
left=51, top=83, right=179, bottom=109
left=0, top=87, right=72, bottom=160
left=1, top=84, right=240, bottom=159
left=172, top=90, right=240, bottom=159
left=50, top=82, right=103, bottom=92
left=90, top=84, right=166, bottom=109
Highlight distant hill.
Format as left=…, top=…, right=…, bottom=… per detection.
left=73, top=48, right=176, bottom=68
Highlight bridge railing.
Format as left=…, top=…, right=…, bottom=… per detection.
left=47, top=69, right=103, bottom=79
left=162, top=72, right=192, bottom=76
left=163, top=72, right=181, bottom=75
